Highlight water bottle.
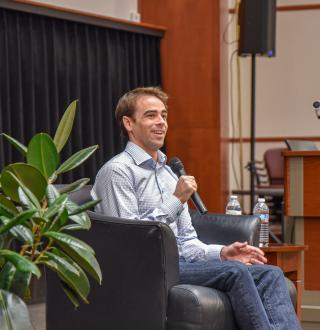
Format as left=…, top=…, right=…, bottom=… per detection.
left=253, top=198, right=269, bottom=247
left=225, top=195, right=242, bottom=215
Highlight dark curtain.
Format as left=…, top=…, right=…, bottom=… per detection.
left=0, top=7, right=162, bottom=183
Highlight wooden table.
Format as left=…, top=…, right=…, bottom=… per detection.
left=261, top=243, right=307, bottom=320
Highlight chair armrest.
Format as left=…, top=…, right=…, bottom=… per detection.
left=190, top=209, right=260, bottom=246
left=167, top=284, right=237, bottom=330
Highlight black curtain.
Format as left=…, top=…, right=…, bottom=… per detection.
left=0, top=7, right=162, bottom=183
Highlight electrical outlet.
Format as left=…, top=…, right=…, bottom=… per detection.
left=129, top=10, right=141, bottom=23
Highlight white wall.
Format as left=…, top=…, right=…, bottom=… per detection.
left=25, top=0, right=139, bottom=21
left=227, top=1, right=320, bottom=211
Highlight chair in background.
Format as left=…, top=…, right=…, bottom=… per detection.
left=253, top=148, right=286, bottom=243
left=285, top=139, right=318, bottom=151
left=253, top=148, right=285, bottom=188
left=263, top=148, right=286, bottom=242
left=264, top=148, right=286, bottom=186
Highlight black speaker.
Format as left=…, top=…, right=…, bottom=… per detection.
left=238, top=0, right=276, bottom=57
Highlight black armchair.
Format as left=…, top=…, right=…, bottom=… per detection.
left=46, top=186, right=296, bottom=330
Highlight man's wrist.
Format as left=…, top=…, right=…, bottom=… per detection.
left=220, top=246, right=227, bottom=261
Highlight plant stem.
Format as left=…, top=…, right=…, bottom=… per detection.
left=19, top=244, right=29, bottom=256
left=34, top=238, right=53, bottom=263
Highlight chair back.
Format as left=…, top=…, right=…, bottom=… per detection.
left=68, top=184, right=93, bottom=204
left=264, top=148, right=286, bottom=186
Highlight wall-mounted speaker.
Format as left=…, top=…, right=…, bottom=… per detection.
left=238, top=0, right=277, bottom=57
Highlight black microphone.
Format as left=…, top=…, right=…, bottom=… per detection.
left=313, top=101, right=320, bottom=109
left=167, top=157, right=208, bottom=215
left=313, top=101, right=320, bottom=118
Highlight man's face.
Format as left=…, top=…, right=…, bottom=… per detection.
left=123, top=95, right=168, bottom=158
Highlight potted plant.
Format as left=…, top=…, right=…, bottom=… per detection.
left=0, top=100, right=102, bottom=329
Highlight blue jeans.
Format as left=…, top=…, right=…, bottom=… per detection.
left=179, top=260, right=301, bottom=330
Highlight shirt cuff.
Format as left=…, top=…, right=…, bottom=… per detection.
left=162, top=195, right=184, bottom=222
left=204, top=244, right=225, bottom=261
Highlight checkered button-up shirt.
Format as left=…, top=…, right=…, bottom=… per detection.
left=91, top=141, right=223, bottom=262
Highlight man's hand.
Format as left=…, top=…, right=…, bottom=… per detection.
left=174, top=175, right=197, bottom=203
left=220, top=241, right=267, bottom=265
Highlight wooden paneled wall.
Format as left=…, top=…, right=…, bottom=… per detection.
left=140, top=0, right=229, bottom=212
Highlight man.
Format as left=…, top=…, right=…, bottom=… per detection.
left=92, top=87, right=301, bottom=329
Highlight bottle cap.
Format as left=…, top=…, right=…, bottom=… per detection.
left=230, top=195, right=237, bottom=199
left=258, top=198, right=265, bottom=202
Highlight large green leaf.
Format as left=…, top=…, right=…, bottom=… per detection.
left=43, top=249, right=90, bottom=303
left=1, top=133, right=27, bottom=157
left=61, top=224, right=87, bottom=231
left=9, top=226, right=34, bottom=245
left=69, top=200, right=100, bottom=216
left=0, top=209, right=36, bottom=235
left=44, top=231, right=94, bottom=254
left=0, top=215, right=34, bottom=245
left=0, top=163, right=46, bottom=203
left=0, top=196, right=17, bottom=216
left=0, top=232, right=12, bottom=250
left=44, top=231, right=101, bottom=284
left=61, top=281, right=80, bottom=308
left=68, top=213, right=91, bottom=230
left=53, top=100, right=78, bottom=153
left=0, top=289, right=32, bottom=330
left=56, top=145, right=98, bottom=175
left=27, top=133, right=59, bottom=180
left=0, top=202, right=16, bottom=219
left=17, top=186, right=39, bottom=210
left=65, top=200, right=91, bottom=229
left=0, top=262, right=15, bottom=291
left=46, top=184, right=60, bottom=206
left=58, top=178, right=90, bottom=194
left=49, top=208, right=69, bottom=232
left=9, top=270, right=31, bottom=298
left=44, top=194, right=68, bottom=219
left=0, top=250, right=40, bottom=279
left=10, top=175, right=40, bottom=209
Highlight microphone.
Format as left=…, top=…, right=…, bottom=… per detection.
left=313, top=101, right=320, bottom=109
left=313, top=101, right=320, bottom=118
left=167, top=157, right=208, bottom=215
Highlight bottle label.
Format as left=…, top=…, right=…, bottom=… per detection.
left=226, top=210, right=242, bottom=216
left=258, top=214, right=269, bottom=222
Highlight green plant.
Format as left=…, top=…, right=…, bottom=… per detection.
left=0, top=100, right=102, bottom=330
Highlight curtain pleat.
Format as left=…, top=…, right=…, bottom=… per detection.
left=0, top=8, right=162, bottom=183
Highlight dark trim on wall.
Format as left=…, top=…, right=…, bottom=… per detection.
left=277, top=4, right=320, bottom=11
left=1, top=0, right=165, bottom=37
left=229, top=136, right=320, bottom=143
left=229, top=4, right=320, bottom=14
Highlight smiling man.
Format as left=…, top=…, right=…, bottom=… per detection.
left=91, top=87, right=301, bottom=329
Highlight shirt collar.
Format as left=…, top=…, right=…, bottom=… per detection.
left=125, top=141, right=167, bottom=166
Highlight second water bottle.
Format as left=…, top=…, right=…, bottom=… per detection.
left=253, top=198, right=269, bottom=247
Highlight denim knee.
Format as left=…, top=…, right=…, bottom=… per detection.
left=251, top=263, right=282, bottom=273
left=223, top=261, right=252, bottom=288
left=250, top=264, right=285, bottom=291
left=255, top=264, right=284, bottom=278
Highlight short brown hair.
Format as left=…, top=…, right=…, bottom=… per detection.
left=115, top=86, right=168, bottom=138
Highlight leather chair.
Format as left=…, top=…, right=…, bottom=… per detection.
left=264, top=148, right=286, bottom=186
left=255, top=148, right=286, bottom=242
left=46, top=186, right=296, bottom=330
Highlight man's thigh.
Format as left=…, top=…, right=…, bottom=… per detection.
left=179, top=259, right=252, bottom=289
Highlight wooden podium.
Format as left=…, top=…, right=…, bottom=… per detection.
left=283, top=150, right=320, bottom=292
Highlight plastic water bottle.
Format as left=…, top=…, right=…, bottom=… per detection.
left=253, top=198, right=269, bottom=247
left=225, top=195, right=242, bottom=215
